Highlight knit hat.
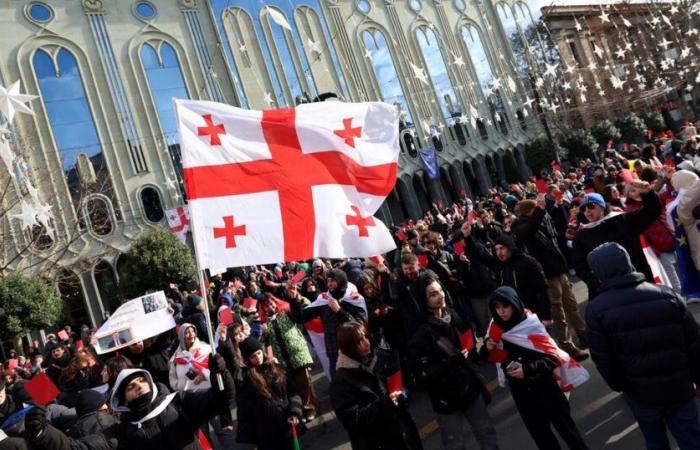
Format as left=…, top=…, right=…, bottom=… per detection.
left=494, top=234, right=516, bottom=250
left=671, top=170, right=699, bottom=191
left=239, top=337, right=264, bottom=362
left=584, top=193, right=606, bottom=208
left=76, top=389, right=107, bottom=417
left=514, top=199, right=537, bottom=216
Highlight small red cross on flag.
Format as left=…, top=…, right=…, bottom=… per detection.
left=175, top=100, right=399, bottom=269
left=198, top=114, right=226, bottom=146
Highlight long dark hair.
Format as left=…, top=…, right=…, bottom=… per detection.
left=248, top=358, right=286, bottom=400
left=103, top=355, right=134, bottom=388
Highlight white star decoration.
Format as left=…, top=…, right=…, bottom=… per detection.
left=0, top=80, right=37, bottom=124
left=610, top=75, right=626, bottom=90
left=599, top=8, right=610, bottom=23
left=410, top=62, right=429, bottom=86
left=12, top=200, right=37, bottom=230
left=263, top=92, right=274, bottom=107
left=453, top=55, right=465, bottom=67
left=306, top=39, right=322, bottom=55
left=659, top=37, right=672, bottom=51
left=523, top=96, right=535, bottom=109
left=544, top=63, right=558, bottom=78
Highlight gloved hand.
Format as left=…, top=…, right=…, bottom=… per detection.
left=209, top=353, right=226, bottom=375
left=24, top=404, right=47, bottom=438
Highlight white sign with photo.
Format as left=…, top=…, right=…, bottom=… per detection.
left=94, top=291, right=175, bottom=354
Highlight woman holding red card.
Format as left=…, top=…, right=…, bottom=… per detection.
left=330, top=321, right=422, bottom=450
left=408, top=273, right=499, bottom=450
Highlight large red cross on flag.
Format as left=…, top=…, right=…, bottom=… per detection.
left=174, top=100, right=399, bottom=269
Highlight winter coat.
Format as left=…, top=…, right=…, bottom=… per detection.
left=265, top=310, right=313, bottom=371
left=572, top=190, right=661, bottom=299
left=511, top=207, right=568, bottom=277
left=466, top=237, right=552, bottom=321
left=168, top=325, right=212, bottom=393
left=585, top=243, right=700, bottom=408
left=31, top=367, right=235, bottom=450
left=235, top=364, right=302, bottom=449
left=330, top=353, right=423, bottom=450
left=408, top=311, right=484, bottom=414
left=68, top=412, right=116, bottom=439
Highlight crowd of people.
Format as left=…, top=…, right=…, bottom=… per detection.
left=2, top=123, right=700, bottom=450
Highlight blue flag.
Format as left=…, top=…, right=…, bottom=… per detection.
left=671, top=207, right=700, bottom=299
left=418, top=147, right=440, bottom=180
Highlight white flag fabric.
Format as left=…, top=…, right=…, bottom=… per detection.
left=487, top=313, right=589, bottom=392
left=165, top=205, right=190, bottom=244
left=174, top=99, right=399, bottom=270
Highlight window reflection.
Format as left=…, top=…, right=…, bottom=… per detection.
left=141, top=42, right=189, bottom=191
left=416, top=26, right=461, bottom=122
left=33, top=48, right=119, bottom=219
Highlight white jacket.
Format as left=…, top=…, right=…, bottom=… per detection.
left=168, top=338, right=212, bottom=392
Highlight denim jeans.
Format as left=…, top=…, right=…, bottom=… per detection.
left=624, top=394, right=700, bottom=450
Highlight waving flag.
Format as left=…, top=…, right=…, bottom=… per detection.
left=165, top=205, right=190, bottom=244
left=487, top=313, right=589, bottom=392
left=174, top=100, right=399, bottom=270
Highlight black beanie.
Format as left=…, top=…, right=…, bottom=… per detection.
left=76, top=389, right=107, bottom=417
left=239, top=337, right=264, bottom=362
left=494, top=234, right=516, bottom=250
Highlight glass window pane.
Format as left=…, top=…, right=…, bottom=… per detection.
left=141, top=42, right=190, bottom=143
left=29, top=3, right=52, bottom=22
left=416, top=27, right=461, bottom=121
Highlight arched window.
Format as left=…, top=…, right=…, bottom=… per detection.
left=140, top=42, right=189, bottom=144
left=460, top=25, right=507, bottom=134
left=495, top=3, right=524, bottom=67
left=85, top=196, right=113, bottom=236
left=33, top=48, right=118, bottom=216
left=94, top=261, right=121, bottom=314
left=56, top=269, right=89, bottom=326
left=140, top=186, right=164, bottom=222
left=362, top=29, right=414, bottom=125
left=262, top=7, right=316, bottom=104
left=415, top=26, right=461, bottom=122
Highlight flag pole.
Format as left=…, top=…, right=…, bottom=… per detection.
left=172, top=98, right=223, bottom=390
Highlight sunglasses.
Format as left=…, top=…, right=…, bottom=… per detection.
left=584, top=202, right=600, bottom=210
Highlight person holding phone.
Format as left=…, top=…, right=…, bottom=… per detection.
left=486, top=287, right=588, bottom=450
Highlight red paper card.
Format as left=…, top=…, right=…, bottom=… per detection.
left=553, top=190, right=563, bottom=201
left=6, top=359, right=18, bottom=370
left=584, top=187, right=594, bottom=194
left=57, top=330, right=69, bottom=341
left=396, top=230, right=407, bottom=241
left=291, top=270, right=306, bottom=285
left=219, top=307, right=234, bottom=326
left=417, top=254, right=428, bottom=268
left=620, top=169, right=635, bottom=184
left=24, top=372, right=60, bottom=406
left=234, top=280, right=242, bottom=290
left=387, top=370, right=403, bottom=393
left=242, top=298, right=257, bottom=310
left=467, top=210, right=476, bottom=225
left=536, top=179, right=548, bottom=193
left=453, top=241, right=465, bottom=256
left=369, top=255, right=384, bottom=265
left=460, top=330, right=475, bottom=351
left=75, top=340, right=84, bottom=350
left=664, top=157, right=675, bottom=167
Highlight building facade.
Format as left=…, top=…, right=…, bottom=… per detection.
left=542, top=2, right=699, bottom=127
left=0, top=0, right=540, bottom=327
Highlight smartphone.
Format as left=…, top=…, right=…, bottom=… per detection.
left=505, top=361, right=521, bottom=372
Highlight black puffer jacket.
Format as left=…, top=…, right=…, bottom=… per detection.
left=330, top=353, right=423, bottom=450
left=586, top=243, right=700, bottom=408
left=511, top=207, right=568, bottom=278
left=572, top=190, right=661, bottom=299
left=408, top=310, right=483, bottom=413
left=235, top=363, right=302, bottom=449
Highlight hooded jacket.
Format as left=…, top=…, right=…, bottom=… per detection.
left=511, top=207, right=569, bottom=277
left=585, top=243, right=700, bottom=408
left=487, top=287, right=559, bottom=395
left=31, top=364, right=235, bottom=450
left=168, top=324, right=212, bottom=392
left=466, top=235, right=552, bottom=321
left=572, top=190, right=661, bottom=299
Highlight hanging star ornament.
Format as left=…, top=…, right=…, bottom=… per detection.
left=658, top=37, right=672, bottom=51
left=523, top=96, right=535, bottom=109
left=574, top=19, right=582, bottom=32
left=453, top=54, right=465, bottom=67
left=599, top=8, right=610, bottom=24
left=621, top=15, right=632, bottom=28
left=0, top=80, right=37, bottom=124
left=544, top=63, right=558, bottom=78
left=610, top=75, right=626, bottom=90
left=263, top=92, right=274, bottom=107
left=410, top=62, right=429, bottom=85
left=12, top=200, right=37, bottom=230
left=306, top=39, right=322, bottom=55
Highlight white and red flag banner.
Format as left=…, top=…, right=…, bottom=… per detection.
left=487, top=313, right=589, bottom=392
left=165, top=205, right=190, bottom=244
left=174, top=99, right=399, bottom=269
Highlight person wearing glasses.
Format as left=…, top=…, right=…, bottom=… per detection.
left=571, top=180, right=661, bottom=300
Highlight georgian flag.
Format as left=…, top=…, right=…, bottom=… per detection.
left=174, top=100, right=399, bottom=270
left=487, top=313, right=590, bottom=392
left=165, top=205, right=190, bottom=244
